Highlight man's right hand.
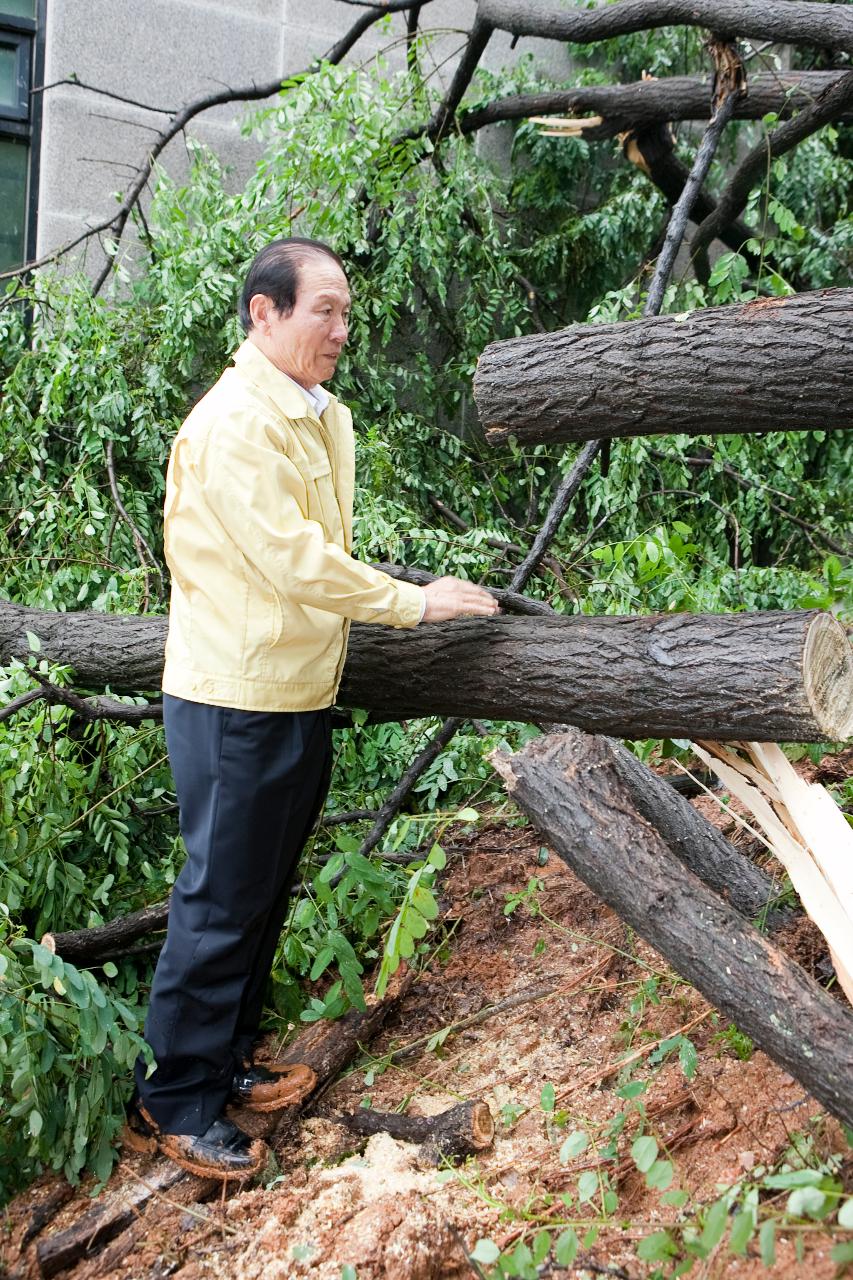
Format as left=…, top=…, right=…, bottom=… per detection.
left=421, top=577, right=500, bottom=623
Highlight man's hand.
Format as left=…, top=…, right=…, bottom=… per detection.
left=421, top=577, right=500, bottom=623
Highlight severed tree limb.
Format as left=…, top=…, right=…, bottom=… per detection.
left=456, top=71, right=853, bottom=141
left=491, top=728, right=853, bottom=1130
left=475, top=0, right=853, bottom=58
left=357, top=439, right=598, bottom=858
left=691, top=69, right=853, bottom=272
left=374, top=561, right=556, bottom=617
left=626, top=123, right=758, bottom=267
left=332, top=1099, right=494, bottom=1163
left=43, top=900, right=170, bottom=965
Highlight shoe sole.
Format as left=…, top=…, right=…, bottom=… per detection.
left=233, top=1063, right=317, bottom=1113
left=122, top=1111, right=268, bottom=1181
left=159, top=1137, right=268, bottom=1182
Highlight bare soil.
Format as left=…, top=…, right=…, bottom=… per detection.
left=2, top=761, right=852, bottom=1280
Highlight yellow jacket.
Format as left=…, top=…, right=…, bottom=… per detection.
left=161, top=340, right=424, bottom=711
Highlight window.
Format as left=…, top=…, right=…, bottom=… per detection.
left=0, top=1, right=44, bottom=271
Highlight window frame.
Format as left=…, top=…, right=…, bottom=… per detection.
left=0, top=2, right=44, bottom=266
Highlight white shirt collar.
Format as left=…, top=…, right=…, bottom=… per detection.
left=280, top=371, right=330, bottom=418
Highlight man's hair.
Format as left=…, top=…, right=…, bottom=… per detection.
left=239, top=237, right=346, bottom=332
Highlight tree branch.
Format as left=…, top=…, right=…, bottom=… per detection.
left=0, top=0, right=437, bottom=288
left=457, top=71, right=852, bottom=141
left=475, top=0, right=853, bottom=57
left=691, top=68, right=853, bottom=268
left=643, top=41, right=744, bottom=315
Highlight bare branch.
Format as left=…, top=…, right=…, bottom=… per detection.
left=31, top=76, right=176, bottom=115
left=31, top=673, right=162, bottom=724
left=643, top=41, right=744, bottom=315
left=104, top=438, right=163, bottom=609
left=475, top=0, right=853, bottom=57
left=456, top=70, right=852, bottom=141
left=692, top=68, right=853, bottom=267
left=0, top=0, right=436, bottom=288
left=0, top=687, right=45, bottom=723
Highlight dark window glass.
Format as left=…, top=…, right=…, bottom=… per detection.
left=0, top=134, right=28, bottom=269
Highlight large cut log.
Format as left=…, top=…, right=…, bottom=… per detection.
left=2, top=600, right=852, bottom=742
left=491, top=729, right=853, bottom=1129
left=474, top=289, right=853, bottom=446
left=34, top=966, right=414, bottom=1278
left=333, top=1100, right=495, bottom=1164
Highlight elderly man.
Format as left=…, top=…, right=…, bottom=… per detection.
left=125, top=237, right=498, bottom=1179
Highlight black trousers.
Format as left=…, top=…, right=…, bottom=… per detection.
left=134, top=693, right=332, bottom=1134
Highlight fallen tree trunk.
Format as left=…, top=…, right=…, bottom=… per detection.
left=491, top=729, right=853, bottom=1130
left=607, top=740, right=790, bottom=926
left=474, top=288, right=853, bottom=446
left=333, top=1100, right=495, bottom=1164
left=2, top=600, right=851, bottom=741
left=34, top=965, right=414, bottom=1278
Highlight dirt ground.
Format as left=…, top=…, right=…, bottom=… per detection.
left=2, top=754, right=852, bottom=1280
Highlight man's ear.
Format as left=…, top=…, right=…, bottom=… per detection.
left=248, top=293, right=273, bottom=332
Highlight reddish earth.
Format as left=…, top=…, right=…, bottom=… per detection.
left=2, top=756, right=852, bottom=1280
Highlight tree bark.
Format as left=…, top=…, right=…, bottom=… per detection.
left=2, top=600, right=851, bottom=742
left=474, top=288, right=853, bottom=446
left=607, top=739, right=791, bottom=927
left=475, top=0, right=853, bottom=56
left=491, top=729, right=853, bottom=1129
left=333, top=1100, right=495, bottom=1163
left=35, top=966, right=414, bottom=1277
left=459, top=72, right=853, bottom=141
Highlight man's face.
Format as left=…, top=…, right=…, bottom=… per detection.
left=251, top=256, right=351, bottom=388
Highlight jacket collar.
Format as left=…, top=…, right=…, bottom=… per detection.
left=232, top=339, right=334, bottom=421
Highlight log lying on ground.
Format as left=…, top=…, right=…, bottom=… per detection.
left=474, top=289, right=853, bottom=446
left=34, top=967, right=413, bottom=1278
left=333, top=1100, right=495, bottom=1164
left=607, top=740, right=791, bottom=926
left=2, top=600, right=852, bottom=742
left=491, top=729, right=853, bottom=1130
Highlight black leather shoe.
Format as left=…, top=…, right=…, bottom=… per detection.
left=230, top=1060, right=316, bottom=1112
left=123, top=1100, right=268, bottom=1181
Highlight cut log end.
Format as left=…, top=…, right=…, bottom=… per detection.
left=804, top=613, right=853, bottom=740
left=468, top=1100, right=496, bottom=1149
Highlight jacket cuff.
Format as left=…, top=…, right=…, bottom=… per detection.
left=392, top=580, right=427, bottom=628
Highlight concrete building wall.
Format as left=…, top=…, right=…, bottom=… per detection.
left=36, top=0, right=571, bottom=275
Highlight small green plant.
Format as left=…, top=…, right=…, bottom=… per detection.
left=714, top=1022, right=755, bottom=1062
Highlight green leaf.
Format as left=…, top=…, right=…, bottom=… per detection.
left=831, top=1242, right=853, bottom=1266
left=555, top=1228, right=579, bottom=1267
left=662, top=1189, right=689, bottom=1207
left=786, top=1186, right=827, bottom=1219
left=728, top=1210, right=754, bottom=1255
left=427, top=843, right=446, bottom=870
left=764, top=1168, right=824, bottom=1189
left=456, top=807, right=479, bottom=822
left=540, top=1082, right=555, bottom=1113
left=559, top=1130, right=589, bottom=1162
left=532, top=1230, right=551, bottom=1264
left=636, top=1230, right=677, bottom=1262
left=678, top=1037, right=698, bottom=1079
left=25, top=630, right=42, bottom=652
left=632, top=1134, right=658, bottom=1173
left=759, top=1219, right=776, bottom=1267
left=577, top=1170, right=598, bottom=1202
left=101, top=961, right=118, bottom=978
left=470, top=1239, right=500, bottom=1264
left=698, top=1197, right=729, bottom=1255
left=28, top=1110, right=43, bottom=1137
left=838, top=1197, right=853, bottom=1229
left=341, top=1267, right=358, bottom=1280
left=645, top=1159, right=674, bottom=1191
